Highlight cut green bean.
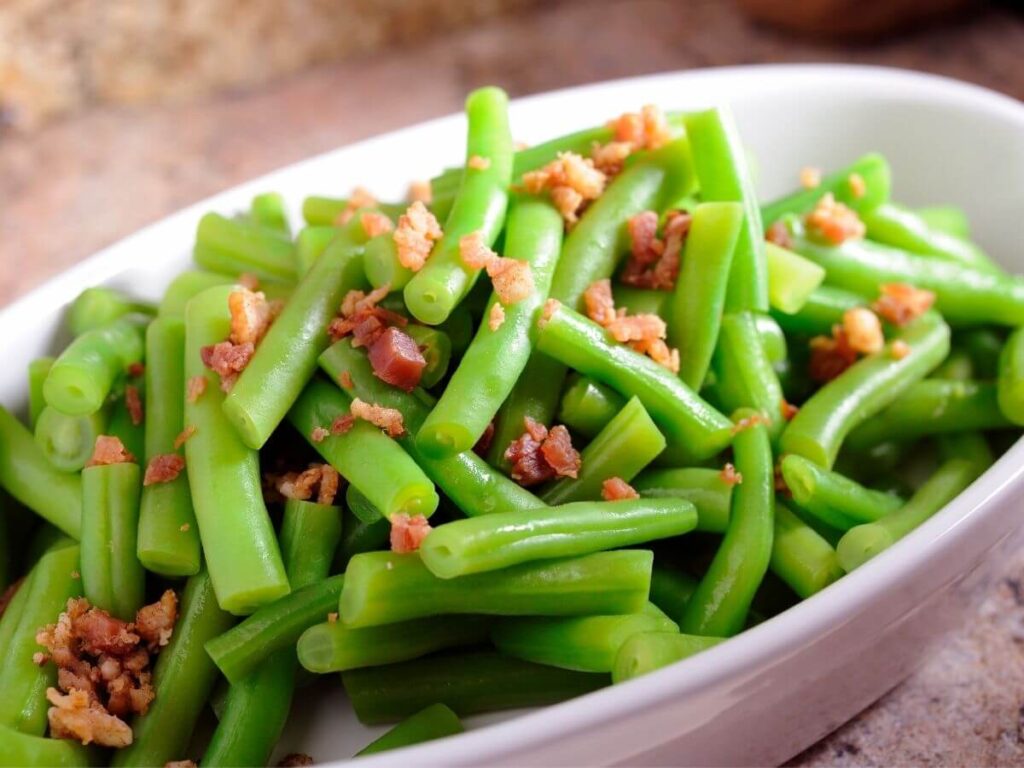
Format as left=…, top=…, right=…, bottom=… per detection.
left=341, top=550, right=652, bottom=627
left=770, top=285, right=863, bottom=337
left=301, top=196, right=405, bottom=226
left=280, top=498, right=342, bottom=587
left=0, top=724, right=96, bottom=767
left=612, top=632, right=725, bottom=684
left=781, top=311, right=950, bottom=468
left=27, top=357, right=55, bottom=431
left=364, top=234, right=414, bottom=291
left=183, top=286, right=289, bottom=615
left=932, top=349, right=974, bottom=382
left=632, top=467, right=734, bottom=534
left=765, top=241, right=826, bottom=313
left=614, top=286, right=669, bottom=317
left=337, top=505, right=390, bottom=570
left=250, top=192, right=290, bottom=235
left=66, top=287, right=154, bottom=337
left=541, top=397, right=666, bottom=504
left=356, top=703, right=464, bottom=756
left=648, top=565, right=699, bottom=623
left=33, top=405, right=109, bottom=473
left=915, top=205, right=970, bottom=239
left=345, top=483, right=382, bottom=523
left=998, top=327, right=1024, bottom=425
left=343, top=650, right=607, bottom=724
left=937, top=431, right=994, bottom=476
left=760, top=153, right=891, bottom=225
left=770, top=502, right=843, bottom=599
left=487, top=355, right=567, bottom=472
left=780, top=454, right=902, bottom=531
left=755, top=315, right=788, bottom=366
left=405, top=324, right=453, bottom=389
left=420, top=498, right=694, bottom=578
left=295, top=225, right=340, bottom=276
left=557, top=374, right=627, bottom=440
left=158, top=270, right=291, bottom=318
left=957, top=327, right=1005, bottom=379
left=106, top=378, right=145, bottom=463
left=193, top=212, right=296, bottom=283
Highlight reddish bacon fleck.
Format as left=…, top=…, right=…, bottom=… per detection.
left=766, top=220, right=794, bottom=249
left=173, top=425, right=197, bottom=450
left=124, top=385, right=143, bottom=427
left=368, top=326, right=426, bottom=392
left=780, top=399, right=800, bottom=421
left=335, top=187, right=377, bottom=225
left=601, top=477, right=639, bottom=501
left=393, top=201, right=442, bottom=271
left=87, top=436, right=135, bottom=467
left=389, top=513, right=432, bottom=553
left=200, top=341, right=254, bottom=392
left=488, top=303, right=506, bottom=331
left=720, top=463, right=743, bottom=487
left=541, top=425, right=581, bottom=480
left=809, top=327, right=859, bottom=383
left=504, top=417, right=581, bottom=487
left=732, top=412, right=769, bottom=434
left=891, top=340, right=911, bottom=360
left=805, top=193, right=865, bottom=245
left=143, top=454, right=185, bottom=486
left=337, top=371, right=355, bottom=390
left=127, top=362, right=145, bottom=378
left=474, top=421, right=496, bottom=456
left=468, top=155, right=491, bottom=170
left=330, top=414, right=355, bottom=435
left=842, top=307, right=884, bottom=355
left=186, top=375, right=207, bottom=403
left=360, top=211, right=393, bottom=238
left=351, top=398, right=405, bottom=438
left=873, top=283, right=935, bottom=326
left=621, top=210, right=689, bottom=290
left=310, top=426, right=330, bottom=443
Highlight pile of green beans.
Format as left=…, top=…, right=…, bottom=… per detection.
left=2, top=87, right=1021, bottom=764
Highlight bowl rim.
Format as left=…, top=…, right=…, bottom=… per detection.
left=4, top=62, right=1024, bottom=766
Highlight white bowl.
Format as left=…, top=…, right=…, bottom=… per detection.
left=3, top=65, right=1024, bottom=766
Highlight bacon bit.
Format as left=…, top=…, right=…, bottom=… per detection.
left=87, top=435, right=135, bottom=467
left=275, top=464, right=341, bottom=505
left=591, top=140, right=634, bottom=176
left=504, top=417, right=581, bottom=486
left=848, top=173, right=867, bottom=199
left=368, top=326, right=426, bottom=392
left=278, top=754, right=315, bottom=767
left=46, top=688, right=134, bottom=748
left=809, top=327, right=859, bottom=383
left=338, top=370, right=354, bottom=390
left=330, top=414, right=355, bottom=435
left=389, top=513, right=432, bottom=554
left=474, top=421, right=496, bottom=456
left=584, top=279, right=678, bottom=371
left=311, top=426, right=330, bottom=443
left=891, top=339, right=911, bottom=360
left=766, top=220, right=794, bottom=249
left=185, top=375, right=207, bottom=403
left=459, top=231, right=535, bottom=305
left=488, top=303, right=506, bottom=331
left=393, top=201, right=442, bottom=272
left=350, top=398, right=405, bottom=438
left=522, top=152, right=606, bottom=225
left=459, top=230, right=496, bottom=270
left=583, top=279, right=617, bottom=326
left=127, top=362, right=145, bottom=378
left=732, top=412, right=769, bottom=434
left=720, top=463, right=743, bottom=487
left=540, top=298, right=561, bottom=326
left=135, top=590, right=179, bottom=650
left=607, top=312, right=667, bottom=344
left=541, top=425, right=581, bottom=479
left=0, top=577, right=23, bottom=620
left=228, top=288, right=278, bottom=346
left=407, top=180, right=432, bottom=205
left=800, top=166, right=822, bottom=189
left=335, top=187, right=377, bottom=225
left=872, top=283, right=936, bottom=326
left=200, top=341, right=254, bottom=392
left=238, top=272, right=261, bottom=291
left=34, top=651, right=49, bottom=665
left=340, top=283, right=391, bottom=323
left=173, top=425, right=197, bottom=450
left=608, top=105, right=672, bottom=151
left=780, top=399, right=800, bottom=421
left=125, top=385, right=143, bottom=427
left=360, top=211, right=393, bottom=238
left=328, top=284, right=407, bottom=349
left=179, top=523, right=190, bottom=532
left=842, top=307, right=884, bottom=355
left=621, top=210, right=689, bottom=291
left=805, top=193, right=865, bottom=245
left=327, top=612, right=339, bottom=624
left=468, top=154, right=491, bottom=170
left=602, top=477, right=640, bottom=501
left=143, top=454, right=185, bottom=486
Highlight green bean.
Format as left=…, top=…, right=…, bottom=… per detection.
left=405, top=324, right=453, bottom=389
left=837, top=458, right=981, bottom=571
left=781, top=311, right=950, bottom=468
left=770, top=502, right=843, bottom=599
left=337, top=506, right=390, bottom=570
left=224, top=233, right=367, bottom=449
left=439, top=304, right=474, bottom=358
left=632, top=467, right=733, bottom=534
left=417, top=197, right=563, bottom=456
left=957, top=327, right=1005, bottom=379
left=298, top=614, right=489, bottom=674
left=680, top=410, right=774, bottom=637
left=915, top=205, right=970, bottom=240
left=492, top=603, right=677, bottom=674
left=684, top=108, right=766, bottom=312
left=345, top=483, right=381, bottom=523
left=137, top=318, right=199, bottom=576
left=862, top=203, right=999, bottom=274
left=937, top=431, right=994, bottom=476
left=0, top=406, right=82, bottom=538
left=487, top=355, right=566, bottom=472
left=780, top=454, right=902, bottom=531
left=668, top=202, right=744, bottom=389
left=404, top=87, right=513, bottom=325
left=343, top=650, right=607, bottom=724
left=66, top=287, right=154, bottom=337
left=289, top=378, right=439, bottom=519
left=356, top=703, right=464, bottom=756
left=760, top=153, right=891, bottom=225
left=113, top=571, right=235, bottom=768
left=80, top=462, right=144, bottom=619
left=648, top=565, right=699, bottom=622
left=27, top=358, right=55, bottom=430
left=421, top=498, right=693, bottom=579
left=536, top=302, right=733, bottom=463
left=755, top=315, right=788, bottom=366
left=301, top=196, right=405, bottom=226
left=614, top=286, right=669, bottom=317
left=765, top=241, right=826, bottom=313
left=770, top=285, right=863, bottom=337
left=363, top=234, right=413, bottom=291
left=0, top=570, right=32, bottom=661
left=193, top=212, right=296, bottom=283
left=932, top=349, right=975, bottom=382
left=183, top=286, right=289, bottom=615
left=847, top=379, right=1012, bottom=451
left=206, top=574, right=345, bottom=685
left=158, top=270, right=292, bottom=318
left=541, top=397, right=666, bottom=505
left=612, top=632, right=725, bottom=684
left=791, top=233, right=1024, bottom=327
left=250, top=192, right=290, bottom=235
left=320, top=341, right=545, bottom=517
left=43, top=315, right=146, bottom=417
left=341, top=550, right=652, bottom=627
left=33, top=405, right=109, bottom=473
left=0, top=724, right=96, bottom=767
left=295, top=225, right=340, bottom=276
left=280, top=498, right=342, bottom=587
left=557, top=374, right=627, bottom=440
left=998, top=327, right=1024, bottom=425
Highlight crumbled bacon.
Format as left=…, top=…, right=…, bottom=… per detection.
left=200, top=340, right=254, bottom=392
left=504, top=417, right=580, bottom=486
left=125, top=385, right=143, bottom=427
left=328, top=284, right=407, bottom=349
left=720, top=463, right=743, bottom=487
left=488, top=303, right=506, bottom=331
left=46, top=688, right=134, bottom=748
left=331, top=414, right=355, bottom=435
left=278, top=754, right=315, bottom=767
left=842, top=307, right=884, bottom=355
left=389, top=513, right=432, bottom=553
left=350, top=398, right=405, bottom=438
left=143, top=454, right=185, bottom=486
left=337, top=370, right=354, bottom=390
left=173, top=425, right=197, bottom=450
left=591, top=140, right=633, bottom=176
left=327, top=612, right=338, bottom=624
left=459, top=230, right=497, bottom=270
left=459, top=231, right=534, bottom=305
left=126, top=362, right=145, bottom=378
left=800, top=166, right=821, bottom=189
left=185, top=375, right=207, bottom=403
left=360, top=211, right=393, bottom=238
left=368, top=326, right=426, bottom=392
left=848, top=173, right=867, bottom=199
left=809, top=327, right=859, bottom=383
left=732, top=412, right=769, bottom=434
left=608, top=105, right=672, bottom=151
left=393, top=201, right=442, bottom=272
left=765, top=220, right=794, bottom=249
left=468, top=154, right=491, bottom=170
left=335, top=187, right=377, bottom=225
left=228, top=288, right=278, bottom=347
left=601, top=477, right=639, bottom=501
left=583, top=278, right=680, bottom=373
left=541, top=298, right=561, bottom=325
left=87, top=436, right=135, bottom=467
left=407, top=180, right=432, bottom=205
left=522, top=152, right=606, bottom=225
left=620, top=210, right=688, bottom=291
left=891, top=340, right=911, bottom=360
left=583, top=278, right=618, bottom=326
left=238, top=272, right=261, bottom=291
left=311, top=426, right=330, bottom=443
left=780, top=399, right=800, bottom=421
left=805, top=193, right=865, bottom=245
left=135, top=590, right=178, bottom=651
left=872, top=283, right=935, bottom=326
left=474, top=421, right=496, bottom=455
left=274, top=464, right=340, bottom=505
left=607, top=312, right=667, bottom=345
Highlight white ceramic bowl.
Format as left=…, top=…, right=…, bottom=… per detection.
left=3, top=65, right=1024, bottom=766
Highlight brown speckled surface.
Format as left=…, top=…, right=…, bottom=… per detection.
left=3, top=1, right=1024, bottom=764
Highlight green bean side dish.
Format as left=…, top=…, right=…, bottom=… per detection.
left=1, top=86, right=1021, bottom=765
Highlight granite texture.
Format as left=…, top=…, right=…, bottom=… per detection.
left=2, top=1, right=1024, bottom=764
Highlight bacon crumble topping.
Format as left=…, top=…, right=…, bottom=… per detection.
left=848, top=173, right=867, bottom=199
left=173, top=425, right=197, bottom=450
left=350, top=397, right=405, bottom=437
left=765, top=220, right=794, bottom=249
left=389, top=513, right=432, bottom=553
left=459, top=231, right=534, bottom=305
left=732, top=412, right=770, bottom=434
left=842, top=307, right=884, bottom=355
left=805, top=192, right=866, bottom=245
left=504, top=417, right=581, bottom=486
left=360, top=211, right=393, bottom=238
left=872, top=283, right=935, bottom=326
left=87, top=435, right=135, bottom=467
left=468, top=154, right=491, bottom=170
left=780, top=399, right=800, bottom=421
left=335, top=187, right=377, bottom=226
left=310, top=426, right=330, bottom=443
left=124, top=385, right=143, bottom=427
left=583, top=279, right=680, bottom=373
left=488, top=303, right=506, bottom=331
left=185, top=375, right=207, bottom=403
left=891, top=339, right=911, bottom=360
left=278, top=754, right=315, bottom=767
left=621, top=210, right=690, bottom=290
left=601, top=477, right=639, bottom=501
left=337, top=370, right=355, bottom=390
left=522, top=152, right=606, bottom=225
left=800, top=166, right=822, bottom=189
left=393, top=201, right=442, bottom=272
left=143, top=454, right=185, bottom=486
left=273, top=464, right=340, bottom=505
left=808, top=327, right=859, bottom=383
left=720, top=463, right=743, bottom=487
left=407, top=180, right=432, bottom=205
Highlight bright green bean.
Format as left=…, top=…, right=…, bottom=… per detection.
left=0, top=724, right=96, bottom=767
left=760, top=153, right=891, bottom=225
left=998, top=327, right=1024, bottom=425
left=780, top=454, right=902, bottom=531
left=770, top=502, right=843, bottom=599
left=356, top=703, right=464, bottom=756
left=765, top=241, right=826, bottom=313
left=66, top=287, right=154, bottom=337
left=27, top=358, right=55, bottom=430
left=337, top=505, right=390, bottom=570
left=957, top=327, right=1005, bottom=379
left=301, top=196, right=405, bottom=226
left=915, top=205, right=970, bottom=239
left=614, top=286, right=669, bottom=317
left=250, top=192, right=290, bottom=235
left=280, top=498, right=342, bottom=587
left=158, top=270, right=292, bottom=318
left=632, top=467, right=733, bottom=533
left=341, top=550, right=653, bottom=627
left=106, top=379, right=145, bottom=466
left=648, top=565, right=699, bottom=623
left=405, top=324, right=453, bottom=389
left=363, top=234, right=413, bottom=291
left=937, top=431, right=994, bottom=476
left=295, top=225, right=340, bottom=276
left=557, top=374, right=627, bottom=440
left=33, top=405, right=109, bottom=473
left=193, top=212, right=296, bottom=283
left=755, top=315, right=788, bottom=366
left=770, top=285, right=863, bottom=337
left=612, top=632, right=725, bottom=684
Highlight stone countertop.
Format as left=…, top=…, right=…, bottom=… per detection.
left=2, top=1, right=1024, bottom=763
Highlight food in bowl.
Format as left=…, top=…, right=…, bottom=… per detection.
left=1, top=84, right=1021, bottom=765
